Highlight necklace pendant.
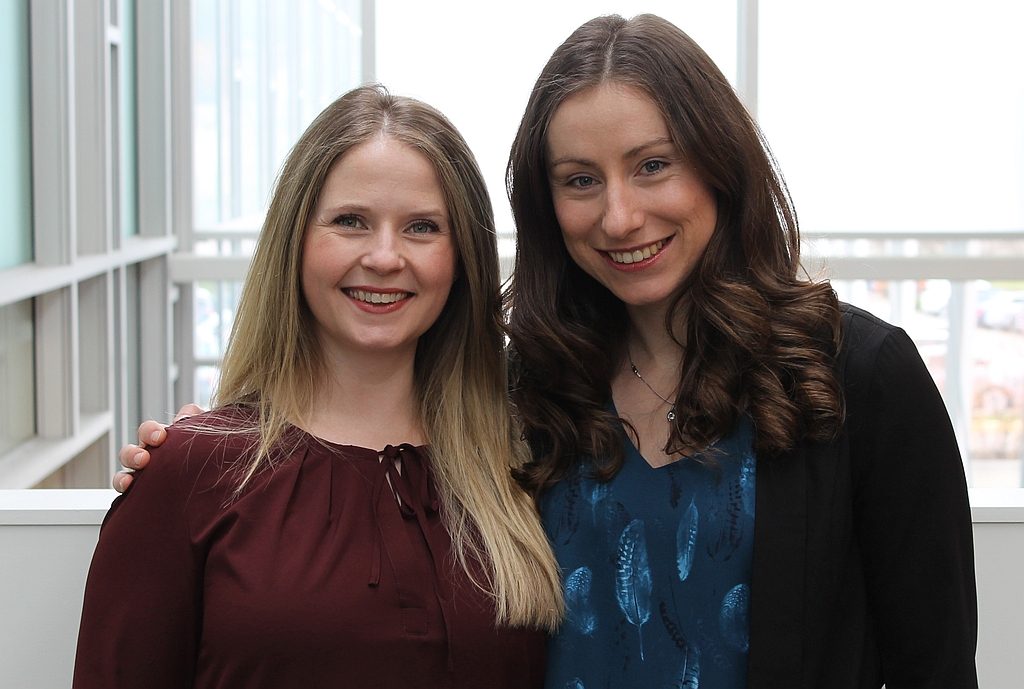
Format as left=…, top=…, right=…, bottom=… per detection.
left=667, top=408, right=677, bottom=423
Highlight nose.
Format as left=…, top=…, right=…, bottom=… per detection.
left=360, top=230, right=405, bottom=274
left=600, top=180, right=644, bottom=239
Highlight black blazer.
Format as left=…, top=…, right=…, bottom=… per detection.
left=748, top=304, right=979, bottom=688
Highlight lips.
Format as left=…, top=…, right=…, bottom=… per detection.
left=606, top=239, right=667, bottom=265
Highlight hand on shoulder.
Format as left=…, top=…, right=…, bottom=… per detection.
left=112, top=404, right=205, bottom=492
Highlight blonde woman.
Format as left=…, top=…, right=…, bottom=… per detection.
left=73, top=85, right=561, bottom=689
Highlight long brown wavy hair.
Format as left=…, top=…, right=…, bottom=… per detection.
left=505, top=14, right=844, bottom=494
left=213, top=85, right=562, bottom=628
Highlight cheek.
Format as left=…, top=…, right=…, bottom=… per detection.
left=686, top=183, right=718, bottom=231
left=299, top=230, right=330, bottom=289
left=552, top=198, right=586, bottom=241
left=552, top=202, right=594, bottom=267
left=428, top=242, right=458, bottom=294
left=299, top=251, right=330, bottom=297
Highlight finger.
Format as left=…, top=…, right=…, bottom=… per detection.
left=119, top=444, right=150, bottom=470
left=112, top=470, right=134, bottom=493
left=118, top=442, right=137, bottom=467
left=137, top=420, right=167, bottom=447
left=174, top=403, right=204, bottom=422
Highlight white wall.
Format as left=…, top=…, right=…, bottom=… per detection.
left=1, top=489, right=1020, bottom=688
left=972, top=494, right=1024, bottom=686
left=0, top=491, right=112, bottom=689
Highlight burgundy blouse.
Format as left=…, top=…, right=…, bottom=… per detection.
left=73, top=408, right=546, bottom=689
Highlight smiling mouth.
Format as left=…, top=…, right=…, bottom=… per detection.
left=344, top=289, right=412, bottom=305
left=606, top=239, right=667, bottom=265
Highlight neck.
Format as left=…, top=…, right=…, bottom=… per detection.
left=624, top=302, right=685, bottom=370
left=300, top=344, right=426, bottom=448
left=611, top=305, right=689, bottom=466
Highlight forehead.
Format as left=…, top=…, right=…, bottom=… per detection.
left=329, top=135, right=437, bottom=181
left=546, top=82, right=670, bottom=156
left=319, top=135, right=448, bottom=207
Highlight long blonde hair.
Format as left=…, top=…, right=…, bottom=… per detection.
left=212, top=85, right=562, bottom=629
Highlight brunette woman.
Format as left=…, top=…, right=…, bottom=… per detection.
left=506, top=14, right=977, bottom=689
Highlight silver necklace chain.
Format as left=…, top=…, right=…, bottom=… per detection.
left=627, top=350, right=678, bottom=423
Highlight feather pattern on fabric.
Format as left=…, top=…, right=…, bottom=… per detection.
left=719, top=583, right=750, bottom=652
left=599, top=498, right=631, bottom=538
left=739, top=451, right=756, bottom=516
left=659, top=600, right=689, bottom=652
left=676, top=497, right=699, bottom=581
left=615, top=519, right=652, bottom=661
left=668, top=644, right=701, bottom=689
left=556, top=478, right=582, bottom=544
left=565, top=566, right=598, bottom=635
left=588, top=482, right=609, bottom=525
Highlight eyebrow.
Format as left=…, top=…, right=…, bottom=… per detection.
left=317, top=202, right=447, bottom=219
left=624, top=137, right=676, bottom=159
left=548, top=137, right=677, bottom=169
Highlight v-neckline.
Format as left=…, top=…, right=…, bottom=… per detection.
left=610, top=398, right=691, bottom=470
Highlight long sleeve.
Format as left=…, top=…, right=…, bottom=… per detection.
left=848, top=324, right=978, bottom=688
left=72, top=430, right=207, bottom=688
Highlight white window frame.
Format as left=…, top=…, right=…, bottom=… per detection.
left=0, top=0, right=179, bottom=488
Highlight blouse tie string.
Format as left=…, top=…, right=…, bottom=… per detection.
left=397, top=446, right=456, bottom=672
left=366, top=444, right=457, bottom=673
left=368, top=444, right=417, bottom=586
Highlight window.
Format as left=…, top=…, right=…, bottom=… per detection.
left=116, top=0, right=138, bottom=236
left=0, top=0, right=175, bottom=488
left=829, top=276, right=1024, bottom=488
left=758, top=0, right=1024, bottom=235
left=0, top=300, right=35, bottom=456
left=192, top=0, right=365, bottom=233
left=0, top=0, right=32, bottom=269
left=760, top=0, right=1024, bottom=487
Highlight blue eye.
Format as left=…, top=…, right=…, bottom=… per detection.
left=334, top=214, right=362, bottom=228
left=570, top=175, right=596, bottom=188
left=408, top=221, right=439, bottom=234
left=642, top=160, right=666, bottom=174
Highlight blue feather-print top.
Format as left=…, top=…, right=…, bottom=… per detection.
left=541, top=417, right=756, bottom=689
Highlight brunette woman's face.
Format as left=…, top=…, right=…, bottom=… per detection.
left=545, top=82, right=717, bottom=317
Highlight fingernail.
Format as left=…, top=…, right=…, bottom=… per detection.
left=132, top=452, right=146, bottom=468
left=149, top=431, right=161, bottom=444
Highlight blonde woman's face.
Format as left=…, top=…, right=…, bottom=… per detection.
left=546, top=82, right=717, bottom=320
left=301, top=136, right=457, bottom=360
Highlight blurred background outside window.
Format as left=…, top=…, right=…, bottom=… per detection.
left=186, top=0, right=1024, bottom=489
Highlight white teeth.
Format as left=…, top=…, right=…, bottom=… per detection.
left=347, top=289, right=408, bottom=304
left=608, top=240, right=665, bottom=265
